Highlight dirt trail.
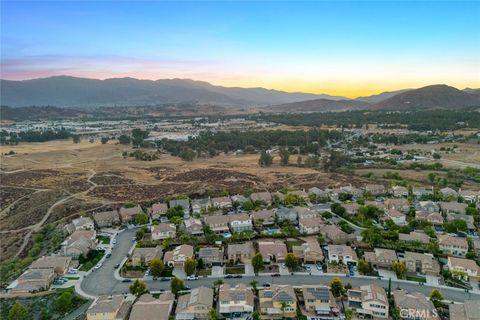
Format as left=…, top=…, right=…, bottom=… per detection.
left=0, top=189, right=47, bottom=219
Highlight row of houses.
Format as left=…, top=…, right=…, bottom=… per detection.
left=86, top=282, right=463, bottom=320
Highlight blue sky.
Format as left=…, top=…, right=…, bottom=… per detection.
left=1, top=1, right=479, bottom=97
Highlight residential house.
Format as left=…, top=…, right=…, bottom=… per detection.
left=259, top=285, right=297, bottom=318
left=447, top=256, right=480, bottom=281
left=218, top=283, right=255, bottom=318
left=198, top=247, right=224, bottom=266
left=258, top=241, right=288, bottom=263
left=296, top=207, right=318, bottom=219
left=320, top=224, right=352, bottom=245
left=415, top=211, right=444, bottom=227
left=459, top=190, right=480, bottom=203
left=384, top=209, right=407, bottom=225
left=210, top=196, right=232, bottom=209
left=93, top=210, right=120, bottom=228
left=292, top=240, right=324, bottom=264
left=150, top=202, right=168, bottom=220
left=399, top=231, right=431, bottom=244
left=364, top=248, right=397, bottom=269
left=169, top=199, right=191, bottom=217
left=228, top=213, right=253, bottom=233
left=151, top=223, right=176, bottom=241
left=327, top=245, right=358, bottom=265
left=276, top=207, right=298, bottom=224
left=176, top=286, right=214, bottom=320
left=393, top=290, right=439, bottom=320
left=412, top=186, right=434, bottom=198
left=348, top=284, right=389, bottom=319
left=30, top=256, right=71, bottom=275
left=402, top=251, right=440, bottom=276
left=250, top=191, right=272, bottom=205
left=415, top=201, right=440, bottom=213
left=439, top=201, right=467, bottom=214
left=227, top=242, right=255, bottom=263
left=391, top=185, right=409, bottom=198
left=86, top=295, right=132, bottom=320
left=343, top=203, right=359, bottom=216
left=9, top=268, right=55, bottom=293
left=131, top=246, right=163, bottom=266
left=449, top=300, right=480, bottom=320
left=183, top=218, right=204, bottom=236
left=308, top=187, right=328, bottom=198
left=438, top=234, right=468, bottom=257
left=364, top=184, right=386, bottom=196
left=164, top=244, right=194, bottom=267
left=129, top=293, right=175, bottom=320
left=290, top=190, right=310, bottom=201
left=119, top=205, right=143, bottom=224
left=446, top=213, right=476, bottom=233
left=203, top=215, right=230, bottom=234
left=440, top=187, right=458, bottom=199
left=61, top=229, right=97, bottom=259
left=299, top=217, right=324, bottom=235
left=251, top=209, right=275, bottom=227
left=340, top=185, right=363, bottom=197
left=231, top=195, right=248, bottom=205
left=301, top=285, right=338, bottom=319
left=384, top=198, right=410, bottom=213
left=191, top=198, right=211, bottom=214
left=65, top=216, right=94, bottom=234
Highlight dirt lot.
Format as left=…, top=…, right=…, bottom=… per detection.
left=0, top=230, right=31, bottom=262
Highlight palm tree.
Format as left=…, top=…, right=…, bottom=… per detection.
left=280, top=301, right=289, bottom=319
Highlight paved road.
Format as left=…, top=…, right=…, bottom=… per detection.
left=80, top=227, right=480, bottom=303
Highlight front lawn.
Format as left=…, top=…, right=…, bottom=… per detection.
left=225, top=266, right=245, bottom=274
left=79, top=250, right=105, bottom=271
left=96, top=235, right=110, bottom=244
left=406, top=275, right=427, bottom=283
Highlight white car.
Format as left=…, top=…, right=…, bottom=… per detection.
left=94, top=263, right=102, bottom=269
left=186, top=275, right=199, bottom=281
left=112, top=239, right=117, bottom=245
left=68, top=268, right=79, bottom=274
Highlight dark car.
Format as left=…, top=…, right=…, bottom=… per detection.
left=122, top=279, right=132, bottom=283
left=233, top=274, right=243, bottom=278
left=160, top=277, right=170, bottom=281
left=106, top=252, right=112, bottom=258
left=114, top=263, right=120, bottom=269
left=262, top=283, right=271, bottom=287
left=271, top=273, right=281, bottom=277
left=225, top=274, right=234, bottom=278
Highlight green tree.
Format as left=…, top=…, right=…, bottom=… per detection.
left=258, top=150, right=273, bottom=167
left=208, top=307, right=219, bottom=320
left=443, top=219, right=468, bottom=233
left=179, top=147, right=195, bottom=161
left=279, top=148, right=290, bottom=166
left=284, top=253, right=299, bottom=271
left=8, top=302, right=29, bottom=320
left=430, top=288, right=443, bottom=307
left=101, top=137, right=108, bottom=144
left=345, top=308, right=353, bottom=320
left=118, top=135, right=131, bottom=145
left=184, top=258, right=197, bottom=276
left=135, top=213, right=149, bottom=225
left=149, top=258, right=165, bottom=278
left=252, top=252, right=264, bottom=274
left=55, top=290, right=73, bottom=313
left=252, top=311, right=261, bottom=320
left=250, top=279, right=258, bottom=294
left=129, top=279, right=147, bottom=296
left=330, top=277, right=344, bottom=297
left=135, top=229, right=145, bottom=241
left=171, top=277, right=185, bottom=295
left=357, top=259, right=370, bottom=275
left=392, top=261, right=407, bottom=279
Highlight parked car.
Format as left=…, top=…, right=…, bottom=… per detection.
left=160, top=277, right=171, bottom=281
left=186, top=275, right=199, bottom=280
left=262, top=283, right=271, bottom=287
left=316, top=264, right=322, bottom=271
left=233, top=274, right=243, bottom=278
left=271, top=273, right=281, bottom=277
left=305, top=265, right=311, bottom=271
left=114, top=263, right=120, bottom=269
left=122, top=279, right=132, bottom=283
left=106, top=252, right=112, bottom=258
left=225, top=274, right=234, bottom=278
left=68, top=268, right=79, bottom=274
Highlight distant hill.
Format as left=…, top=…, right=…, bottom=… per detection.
left=264, top=98, right=368, bottom=113
left=370, top=84, right=480, bottom=110
left=0, top=105, right=86, bottom=121
left=464, top=88, right=480, bottom=95
left=356, top=89, right=411, bottom=103
left=0, top=76, right=347, bottom=107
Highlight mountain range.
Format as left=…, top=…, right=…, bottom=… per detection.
left=1, top=76, right=479, bottom=112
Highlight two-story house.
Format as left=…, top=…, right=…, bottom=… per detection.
left=327, top=245, right=358, bottom=265
left=348, top=284, right=389, bottom=319
left=151, top=223, right=176, bottom=241
left=447, top=256, right=480, bottom=281
left=259, top=285, right=297, bottom=318
left=228, top=213, right=253, bottom=233
left=164, top=244, right=194, bottom=267
left=438, top=234, right=468, bottom=257
left=176, top=287, right=214, bottom=320
left=218, top=284, right=255, bottom=318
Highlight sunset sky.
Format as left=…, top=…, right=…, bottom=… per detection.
left=1, top=1, right=479, bottom=98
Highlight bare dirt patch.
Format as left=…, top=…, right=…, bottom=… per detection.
left=0, top=230, right=30, bottom=262
left=0, top=187, right=34, bottom=211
